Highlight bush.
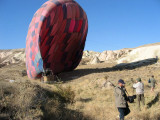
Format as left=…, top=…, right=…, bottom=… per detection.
left=55, top=85, right=75, bottom=104
left=0, top=81, right=87, bottom=120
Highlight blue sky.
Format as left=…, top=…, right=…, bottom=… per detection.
left=0, top=0, right=160, bottom=52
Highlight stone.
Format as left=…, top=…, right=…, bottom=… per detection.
left=90, top=56, right=100, bottom=64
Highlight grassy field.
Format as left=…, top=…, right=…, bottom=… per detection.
left=0, top=62, right=160, bottom=120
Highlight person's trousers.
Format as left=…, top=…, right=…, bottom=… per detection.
left=137, top=94, right=145, bottom=110
left=118, top=107, right=130, bottom=120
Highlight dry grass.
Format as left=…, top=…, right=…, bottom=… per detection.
left=0, top=62, right=160, bottom=120
left=60, top=62, right=160, bottom=120
left=0, top=69, right=90, bottom=120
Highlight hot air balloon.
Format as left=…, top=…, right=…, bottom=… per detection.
left=26, top=0, right=88, bottom=79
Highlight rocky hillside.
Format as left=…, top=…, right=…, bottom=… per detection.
left=82, top=48, right=132, bottom=64
left=81, top=43, right=160, bottom=64
left=117, top=45, right=160, bottom=63
left=0, top=49, right=25, bottom=67
left=0, top=43, right=160, bottom=67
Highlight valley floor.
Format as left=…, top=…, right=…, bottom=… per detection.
left=0, top=62, right=160, bottom=120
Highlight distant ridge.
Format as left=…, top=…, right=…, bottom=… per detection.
left=1, top=43, right=160, bottom=67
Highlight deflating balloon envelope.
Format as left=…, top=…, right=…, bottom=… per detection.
left=26, top=0, right=88, bottom=79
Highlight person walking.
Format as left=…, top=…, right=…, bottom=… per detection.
left=133, top=78, right=145, bottom=111
left=115, top=79, right=130, bottom=120
left=149, top=75, right=157, bottom=92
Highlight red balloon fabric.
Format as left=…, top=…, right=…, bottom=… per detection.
left=26, top=0, right=88, bottom=79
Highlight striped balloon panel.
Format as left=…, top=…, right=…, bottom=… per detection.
left=26, top=0, right=88, bottom=79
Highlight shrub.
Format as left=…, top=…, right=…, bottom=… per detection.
left=55, top=85, right=75, bottom=104
left=0, top=81, right=84, bottom=120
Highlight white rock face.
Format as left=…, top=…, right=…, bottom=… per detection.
left=0, top=49, right=25, bottom=67
left=117, top=45, right=160, bottom=63
left=90, top=56, right=100, bottom=64
left=98, top=51, right=108, bottom=61
left=98, top=49, right=132, bottom=62
left=83, top=51, right=100, bottom=59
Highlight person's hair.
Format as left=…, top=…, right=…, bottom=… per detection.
left=137, top=78, right=141, bottom=82
left=152, top=75, right=154, bottom=78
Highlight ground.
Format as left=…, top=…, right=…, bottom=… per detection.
left=0, top=61, right=160, bottom=120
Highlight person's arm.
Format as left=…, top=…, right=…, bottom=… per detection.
left=142, top=83, right=144, bottom=91
left=133, top=83, right=138, bottom=88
